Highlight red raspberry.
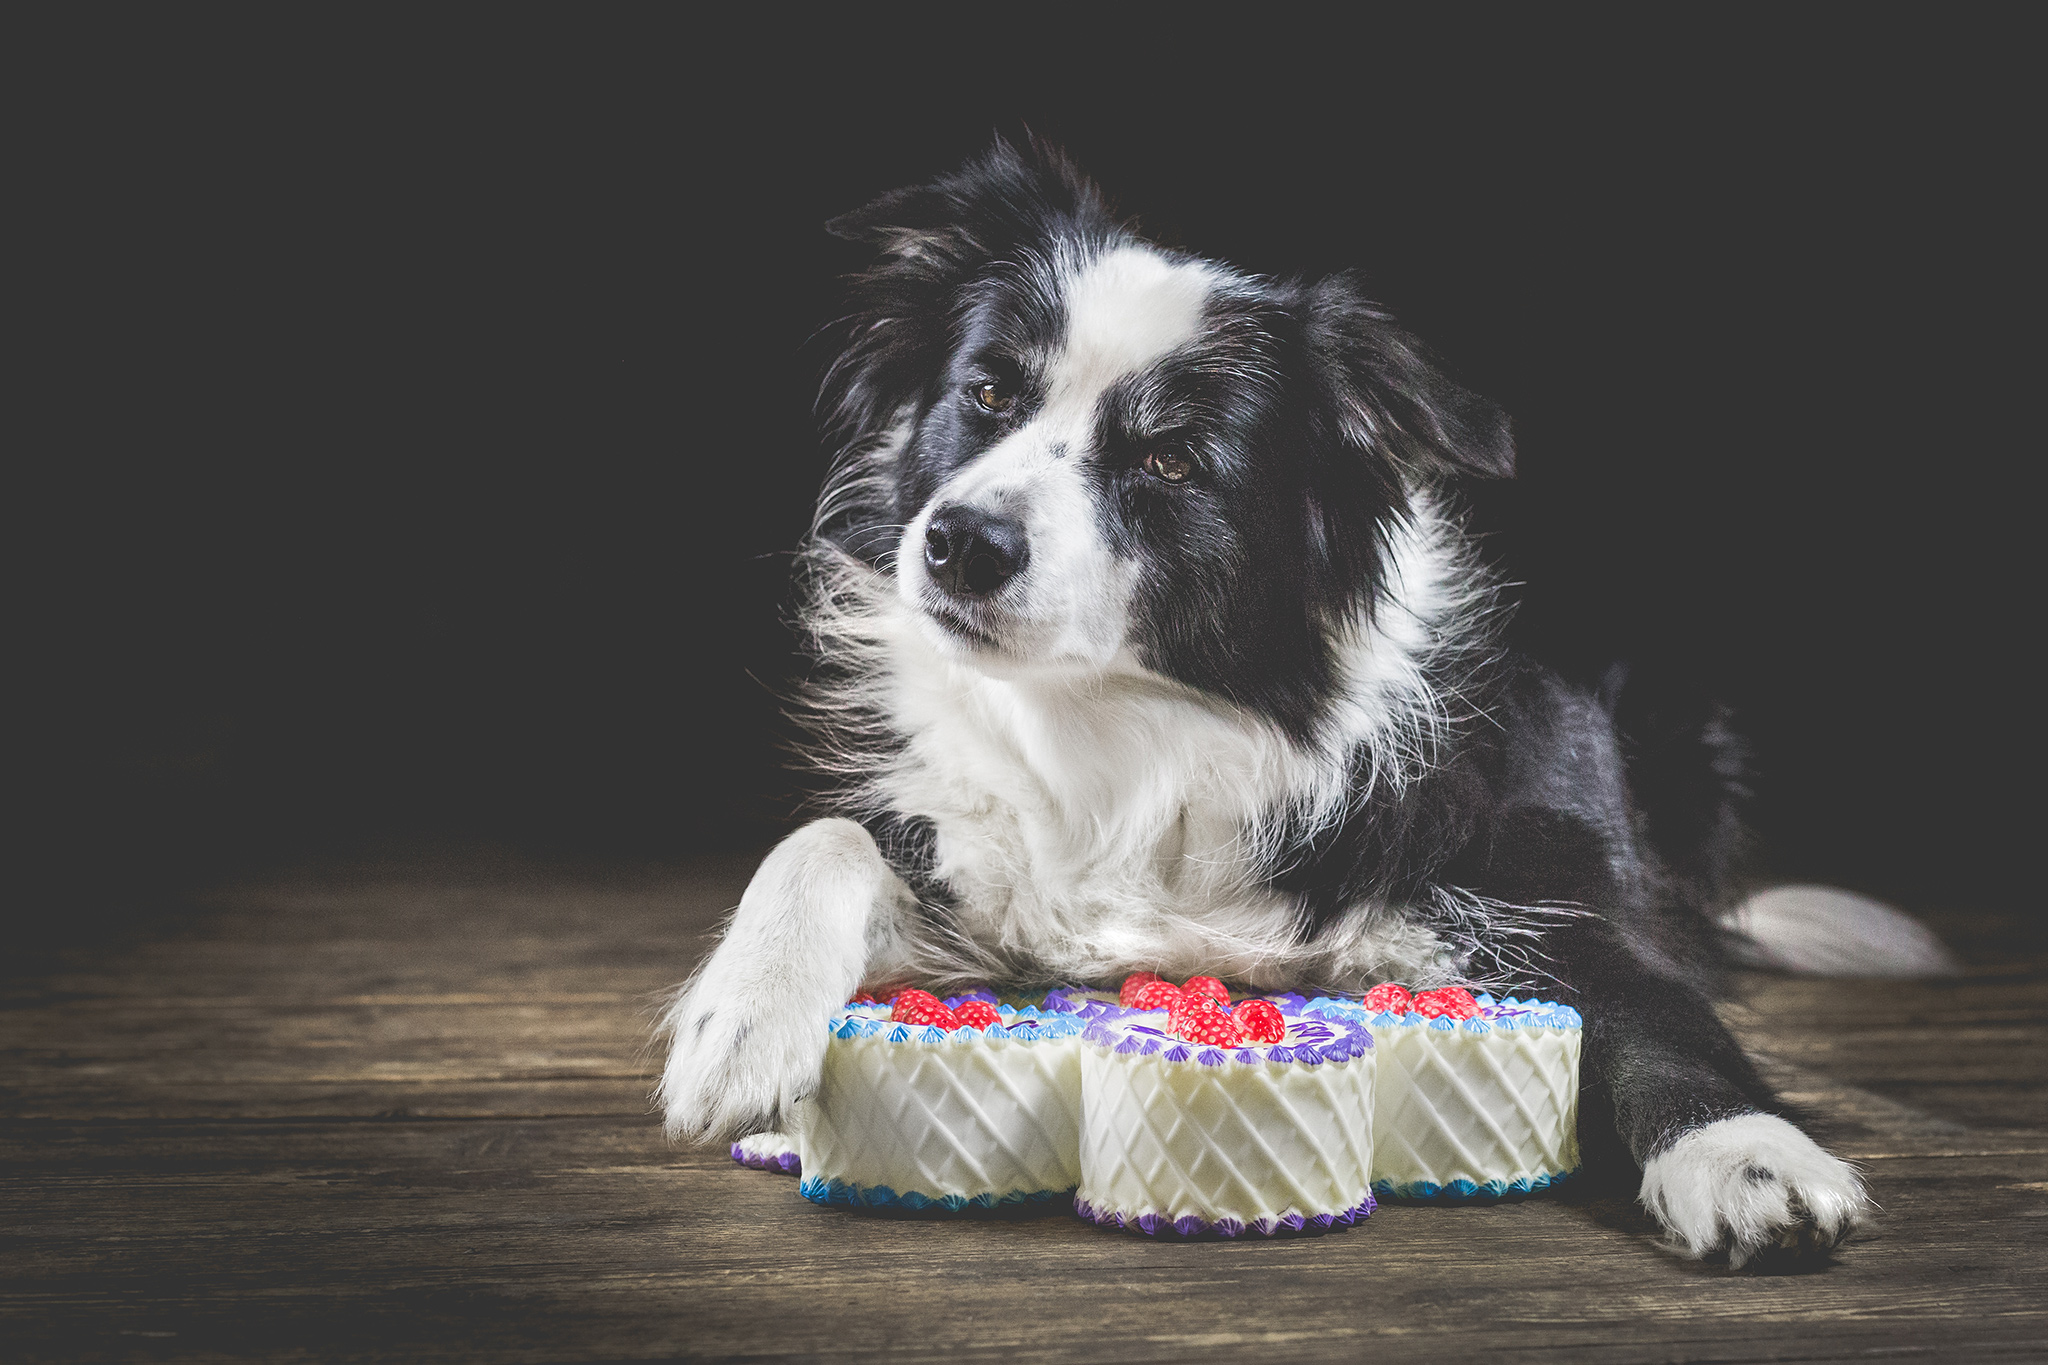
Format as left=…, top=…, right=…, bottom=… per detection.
left=890, top=988, right=960, bottom=1030
left=1127, top=979, right=1186, bottom=1012
left=1182, top=975, right=1231, bottom=1005
left=1362, top=983, right=1414, bottom=1014
left=1118, top=971, right=1166, bottom=1008
left=1411, top=987, right=1482, bottom=1020
left=953, top=1000, right=1002, bottom=1030
left=1232, top=998, right=1286, bottom=1044
left=1170, top=995, right=1244, bottom=1046
left=852, top=982, right=911, bottom=1006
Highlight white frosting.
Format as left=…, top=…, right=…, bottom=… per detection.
left=779, top=994, right=1582, bottom=1222
left=1336, top=1003, right=1582, bottom=1197
left=1073, top=1014, right=1376, bottom=1233
left=797, top=1006, right=1083, bottom=1208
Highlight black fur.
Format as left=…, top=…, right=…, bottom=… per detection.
left=815, top=140, right=1816, bottom=1191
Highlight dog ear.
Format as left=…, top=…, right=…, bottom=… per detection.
left=821, top=138, right=1115, bottom=446
left=826, top=134, right=1109, bottom=272
left=1306, top=274, right=1515, bottom=481
left=825, top=181, right=982, bottom=275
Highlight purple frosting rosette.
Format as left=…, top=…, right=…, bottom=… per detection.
left=1076, top=1006, right=1372, bottom=1067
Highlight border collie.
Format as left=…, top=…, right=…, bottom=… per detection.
left=659, top=138, right=1953, bottom=1267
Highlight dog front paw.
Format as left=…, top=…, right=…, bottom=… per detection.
left=656, top=975, right=831, bottom=1145
left=1640, top=1113, right=1869, bottom=1267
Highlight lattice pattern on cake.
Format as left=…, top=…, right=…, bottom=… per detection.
left=1369, top=1019, right=1580, bottom=1200
left=1074, top=1028, right=1375, bottom=1237
left=750, top=993, right=1582, bottom=1221
left=800, top=1030, right=1081, bottom=1208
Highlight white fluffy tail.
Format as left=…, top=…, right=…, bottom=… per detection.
left=1724, top=884, right=1961, bottom=977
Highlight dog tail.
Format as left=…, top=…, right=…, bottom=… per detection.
left=1602, top=661, right=1960, bottom=978
left=1722, top=883, right=1960, bottom=976
left=1601, top=660, right=1755, bottom=911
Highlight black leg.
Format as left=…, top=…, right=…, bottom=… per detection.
left=1467, top=807, right=1868, bottom=1265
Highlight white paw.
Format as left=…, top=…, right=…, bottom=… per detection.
left=657, top=963, right=832, bottom=1144
left=1641, top=1113, right=1869, bottom=1267
left=655, top=818, right=908, bottom=1145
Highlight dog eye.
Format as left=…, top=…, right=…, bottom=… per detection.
left=973, top=381, right=1014, bottom=414
left=1141, top=450, right=1193, bottom=484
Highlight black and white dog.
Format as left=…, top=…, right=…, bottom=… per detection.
left=660, top=139, right=1949, bottom=1266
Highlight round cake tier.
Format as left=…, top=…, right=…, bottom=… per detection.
left=1310, top=995, right=1582, bottom=1200
left=798, top=1003, right=1084, bottom=1211
left=1074, top=1010, right=1376, bottom=1237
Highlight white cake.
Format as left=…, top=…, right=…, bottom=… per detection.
left=795, top=1001, right=1085, bottom=1210
left=1308, top=993, right=1582, bottom=1199
left=740, top=984, right=1582, bottom=1222
left=1072, top=1008, right=1377, bottom=1236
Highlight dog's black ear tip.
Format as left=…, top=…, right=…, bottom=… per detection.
left=1473, top=420, right=1518, bottom=480
left=824, top=183, right=936, bottom=243
left=1452, top=393, right=1517, bottom=480
left=823, top=201, right=899, bottom=244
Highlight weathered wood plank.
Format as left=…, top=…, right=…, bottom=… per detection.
left=0, top=1078, right=653, bottom=1121
left=2, top=1118, right=2043, bottom=1363
left=3, top=866, right=752, bottom=1006
left=3, top=864, right=2044, bottom=1362
left=0, top=1000, right=657, bottom=1082
left=1726, top=968, right=2048, bottom=1129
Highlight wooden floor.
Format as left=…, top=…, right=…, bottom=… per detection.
left=4, top=852, right=2045, bottom=1363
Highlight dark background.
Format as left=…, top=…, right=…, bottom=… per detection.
left=18, top=12, right=2035, bottom=918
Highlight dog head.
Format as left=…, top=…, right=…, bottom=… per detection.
left=820, top=138, right=1513, bottom=739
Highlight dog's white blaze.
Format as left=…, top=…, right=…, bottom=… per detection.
left=898, top=427, right=1139, bottom=671
left=896, top=244, right=1219, bottom=672
left=1049, top=243, right=1216, bottom=403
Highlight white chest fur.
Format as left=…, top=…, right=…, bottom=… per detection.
left=802, top=489, right=1483, bottom=992
left=874, top=640, right=1461, bottom=991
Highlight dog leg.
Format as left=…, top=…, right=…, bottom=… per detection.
left=1565, top=924, right=1870, bottom=1266
left=1476, top=808, right=1869, bottom=1266
left=657, top=818, right=916, bottom=1144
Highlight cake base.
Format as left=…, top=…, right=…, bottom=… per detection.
left=799, top=1177, right=1070, bottom=1212
left=1072, top=1191, right=1377, bottom=1238
left=1372, top=1169, right=1572, bottom=1201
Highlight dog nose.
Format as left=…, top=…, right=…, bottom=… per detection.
left=923, top=505, right=1029, bottom=598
